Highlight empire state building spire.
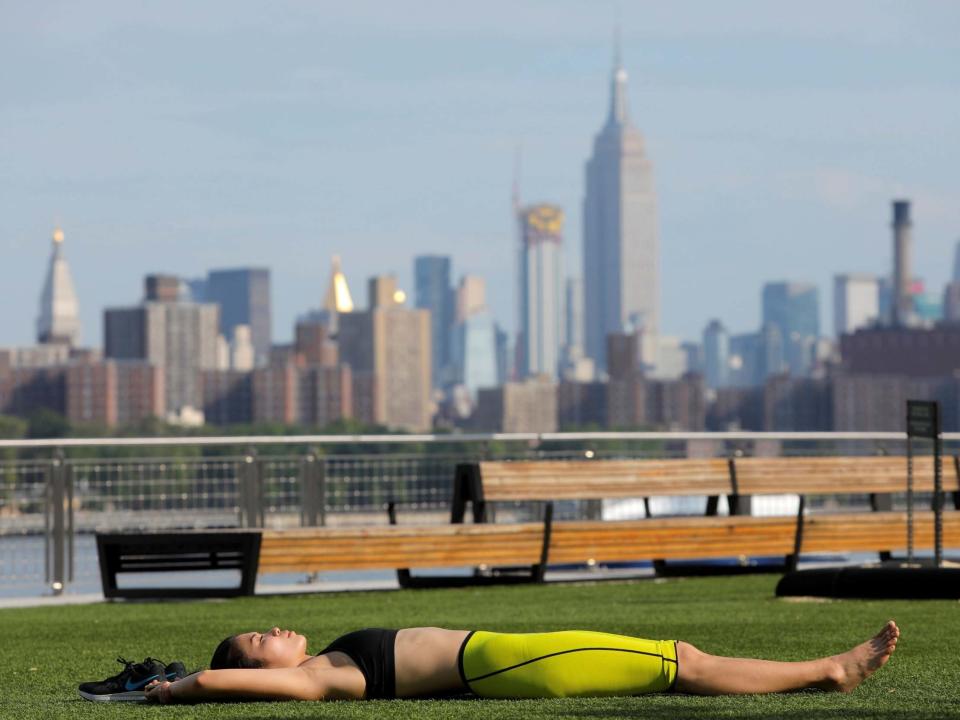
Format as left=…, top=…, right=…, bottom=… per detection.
left=608, top=26, right=630, bottom=126
left=36, top=227, right=81, bottom=346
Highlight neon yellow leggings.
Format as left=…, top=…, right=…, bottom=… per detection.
left=458, top=630, right=679, bottom=698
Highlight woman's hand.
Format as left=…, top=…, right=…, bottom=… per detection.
left=145, top=679, right=174, bottom=703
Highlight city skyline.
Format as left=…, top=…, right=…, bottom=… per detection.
left=2, top=2, right=959, bottom=349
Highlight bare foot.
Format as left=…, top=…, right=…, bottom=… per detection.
left=822, top=620, right=900, bottom=693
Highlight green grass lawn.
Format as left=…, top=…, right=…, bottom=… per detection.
left=1, top=575, right=958, bottom=719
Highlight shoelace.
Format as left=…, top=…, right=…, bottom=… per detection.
left=111, top=656, right=161, bottom=678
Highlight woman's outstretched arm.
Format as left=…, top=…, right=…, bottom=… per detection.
left=145, top=667, right=327, bottom=703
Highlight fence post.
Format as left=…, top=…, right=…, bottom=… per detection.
left=300, top=450, right=326, bottom=527
left=239, top=447, right=263, bottom=528
left=65, top=458, right=74, bottom=583
left=45, top=448, right=71, bottom=595
left=687, top=439, right=722, bottom=516
left=300, top=453, right=314, bottom=527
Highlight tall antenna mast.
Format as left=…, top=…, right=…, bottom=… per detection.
left=512, top=144, right=522, bottom=215
left=614, top=8, right=622, bottom=69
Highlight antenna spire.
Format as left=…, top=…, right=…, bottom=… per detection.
left=607, top=21, right=630, bottom=125
left=512, top=145, right=522, bottom=215
left=614, top=11, right=622, bottom=69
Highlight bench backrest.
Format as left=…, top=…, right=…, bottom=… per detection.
left=734, top=456, right=948, bottom=495
left=472, top=455, right=955, bottom=503
left=475, top=459, right=731, bottom=501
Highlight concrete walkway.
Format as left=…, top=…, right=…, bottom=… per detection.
left=0, top=566, right=664, bottom=609
left=0, top=577, right=404, bottom=609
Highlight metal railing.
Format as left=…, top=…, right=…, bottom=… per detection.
left=0, top=431, right=953, bottom=598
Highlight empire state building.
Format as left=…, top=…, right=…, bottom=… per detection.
left=582, top=46, right=659, bottom=372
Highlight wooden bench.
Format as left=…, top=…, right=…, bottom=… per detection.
left=453, top=456, right=960, bottom=576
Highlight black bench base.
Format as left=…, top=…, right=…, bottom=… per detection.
left=776, top=562, right=960, bottom=600
left=96, top=531, right=262, bottom=600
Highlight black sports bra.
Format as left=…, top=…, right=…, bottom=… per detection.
left=319, top=628, right=398, bottom=699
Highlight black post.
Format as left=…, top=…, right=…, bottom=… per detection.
left=953, top=456, right=960, bottom=511
left=934, top=422, right=943, bottom=568
left=786, top=495, right=806, bottom=573
left=906, top=433, right=914, bottom=564
left=387, top=501, right=412, bottom=588
left=906, top=400, right=941, bottom=567
left=451, top=463, right=486, bottom=524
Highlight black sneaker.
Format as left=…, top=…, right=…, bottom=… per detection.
left=78, top=657, right=167, bottom=702
left=164, top=660, right=189, bottom=681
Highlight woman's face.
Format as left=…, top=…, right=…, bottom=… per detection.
left=236, top=627, right=308, bottom=668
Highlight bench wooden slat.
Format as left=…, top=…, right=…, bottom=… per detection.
left=477, top=459, right=732, bottom=501
left=547, top=516, right=799, bottom=563
left=734, top=457, right=953, bottom=495
left=475, top=456, right=959, bottom=503
left=802, top=511, right=960, bottom=552
left=259, top=523, right=545, bottom=574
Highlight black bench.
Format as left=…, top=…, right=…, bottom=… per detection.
left=96, top=531, right=262, bottom=599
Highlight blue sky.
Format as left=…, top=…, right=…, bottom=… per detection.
left=1, top=1, right=958, bottom=347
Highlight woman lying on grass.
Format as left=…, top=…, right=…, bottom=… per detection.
left=144, top=620, right=900, bottom=703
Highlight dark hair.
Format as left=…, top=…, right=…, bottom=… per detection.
left=210, top=634, right=263, bottom=670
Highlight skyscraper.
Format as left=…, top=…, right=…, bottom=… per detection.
left=564, top=278, right=583, bottom=351
left=104, top=277, right=220, bottom=414
left=414, top=256, right=453, bottom=389
left=36, top=228, right=80, bottom=347
left=762, top=282, right=819, bottom=377
left=729, top=332, right=762, bottom=386
left=316, top=255, right=355, bottom=334
left=944, top=240, right=960, bottom=323
left=518, top=204, right=563, bottom=379
left=951, top=239, right=960, bottom=283
left=834, top=274, right=879, bottom=336
left=702, top=319, right=729, bottom=389
left=583, top=43, right=659, bottom=371
left=455, top=274, right=486, bottom=324
left=560, top=277, right=595, bottom=381
left=449, top=275, right=497, bottom=400
left=204, top=268, right=271, bottom=365
left=338, top=276, right=432, bottom=431
left=324, top=256, right=355, bottom=313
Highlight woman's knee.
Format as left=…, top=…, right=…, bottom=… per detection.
left=676, top=641, right=706, bottom=682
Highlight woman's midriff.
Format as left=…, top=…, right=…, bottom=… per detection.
left=393, top=627, right=471, bottom=698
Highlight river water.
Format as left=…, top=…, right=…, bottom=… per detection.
left=0, top=534, right=397, bottom=599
